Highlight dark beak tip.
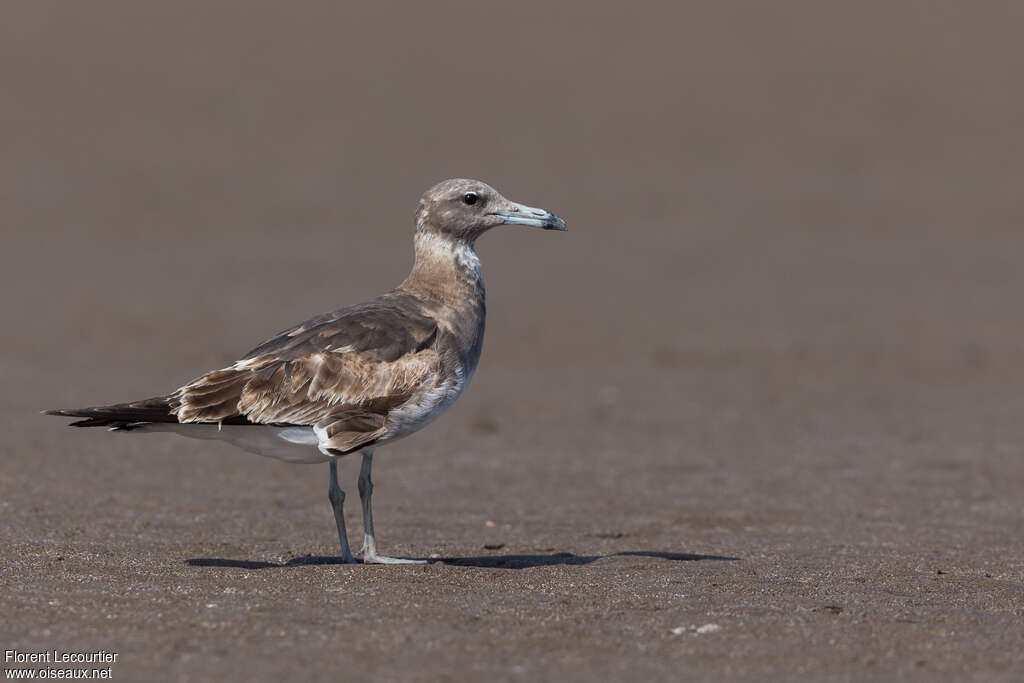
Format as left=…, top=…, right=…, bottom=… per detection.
left=542, top=212, right=567, bottom=231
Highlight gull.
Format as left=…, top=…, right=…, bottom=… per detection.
left=44, top=179, right=567, bottom=564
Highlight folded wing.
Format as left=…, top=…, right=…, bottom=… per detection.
left=172, top=299, right=440, bottom=453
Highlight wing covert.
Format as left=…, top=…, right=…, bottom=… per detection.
left=169, top=297, right=441, bottom=452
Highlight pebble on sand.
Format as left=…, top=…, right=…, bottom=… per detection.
left=671, top=624, right=721, bottom=636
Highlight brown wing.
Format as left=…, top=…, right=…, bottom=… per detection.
left=170, top=296, right=440, bottom=452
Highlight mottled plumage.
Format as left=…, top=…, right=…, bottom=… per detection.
left=173, top=295, right=444, bottom=452
left=44, top=178, right=566, bottom=563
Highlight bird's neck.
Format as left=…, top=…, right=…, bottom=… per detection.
left=399, top=230, right=487, bottom=375
left=399, top=230, right=485, bottom=307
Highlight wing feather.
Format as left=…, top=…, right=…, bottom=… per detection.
left=168, top=296, right=441, bottom=454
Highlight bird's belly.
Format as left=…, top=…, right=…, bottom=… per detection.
left=134, top=423, right=330, bottom=464
left=382, top=369, right=467, bottom=442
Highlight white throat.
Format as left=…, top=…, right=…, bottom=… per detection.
left=413, top=231, right=481, bottom=276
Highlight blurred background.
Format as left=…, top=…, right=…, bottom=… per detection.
left=4, top=1, right=1022, bottom=383
left=2, top=1, right=1023, bottom=679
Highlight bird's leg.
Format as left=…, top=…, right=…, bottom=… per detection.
left=328, top=459, right=357, bottom=564
left=356, top=452, right=376, bottom=558
left=357, top=451, right=426, bottom=564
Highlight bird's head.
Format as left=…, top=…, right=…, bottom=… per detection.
left=415, top=178, right=567, bottom=244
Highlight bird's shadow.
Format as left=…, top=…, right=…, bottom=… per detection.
left=186, top=550, right=738, bottom=570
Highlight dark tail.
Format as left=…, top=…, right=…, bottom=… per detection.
left=42, top=396, right=177, bottom=429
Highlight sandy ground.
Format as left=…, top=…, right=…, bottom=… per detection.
left=2, top=2, right=1023, bottom=681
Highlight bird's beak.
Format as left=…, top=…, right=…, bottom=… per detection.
left=489, top=201, right=568, bottom=231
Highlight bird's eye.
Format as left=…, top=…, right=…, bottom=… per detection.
left=463, top=192, right=479, bottom=205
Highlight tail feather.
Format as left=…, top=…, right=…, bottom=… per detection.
left=42, top=396, right=178, bottom=429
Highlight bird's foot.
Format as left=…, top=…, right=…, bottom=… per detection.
left=362, top=553, right=427, bottom=565
left=358, top=532, right=427, bottom=563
